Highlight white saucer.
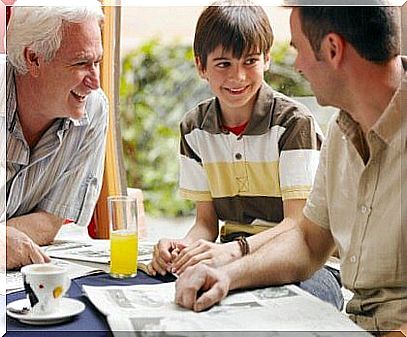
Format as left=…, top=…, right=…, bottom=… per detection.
left=7, top=297, right=85, bottom=325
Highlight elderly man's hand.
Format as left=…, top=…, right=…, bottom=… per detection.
left=175, top=263, right=230, bottom=312
left=6, top=226, right=50, bottom=270
left=172, top=240, right=241, bottom=275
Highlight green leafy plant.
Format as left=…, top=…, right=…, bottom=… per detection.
left=120, top=39, right=311, bottom=216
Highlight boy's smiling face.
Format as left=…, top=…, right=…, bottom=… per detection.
left=196, top=45, right=270, bottom=124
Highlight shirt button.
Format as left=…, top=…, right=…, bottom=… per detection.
left=360, top=205, right=370, bottom=214
left=350, top=256, right=357, bottom=263
left=235, top=153, right=242, bottom=160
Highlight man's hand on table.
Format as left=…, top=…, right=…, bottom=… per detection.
left=6, top=226, right=50, bottom=270
left=175, top=263, right=230, bottom=312
left=171, top=239, right=241, bottom=275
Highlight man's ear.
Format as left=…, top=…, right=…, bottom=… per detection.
left=321, top=33, right=345, bottom=69
left=24, top=47, right=40, bottom=77
left=195, top=56, right=207, bottom=80
left=263, top=52, right=271, bottom=71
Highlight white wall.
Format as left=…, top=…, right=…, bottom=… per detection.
left=120, top=6, right=291, bottom=55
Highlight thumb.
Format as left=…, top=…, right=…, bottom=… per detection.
left=175, top=242, right=188, bottom=251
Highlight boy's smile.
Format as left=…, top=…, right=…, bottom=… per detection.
left=197, top=46, right=270, bottom=125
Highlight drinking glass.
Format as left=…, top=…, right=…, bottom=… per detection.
left=108, top=195, right=138, bottom=278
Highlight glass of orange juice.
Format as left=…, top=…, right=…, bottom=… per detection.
left=108, top=195, right=138, bottom=278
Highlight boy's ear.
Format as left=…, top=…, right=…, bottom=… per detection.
left=263, top=52, right=271, bottom=71
left=24, top=47, right=41, bottom=77
left=195, top=56, right=207, bottom=80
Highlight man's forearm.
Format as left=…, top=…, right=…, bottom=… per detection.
left=222, top=222, right=324, bottom=291
left=246, top=218, right=297, bottom=254
left=7, top=210, right=64, bottom=246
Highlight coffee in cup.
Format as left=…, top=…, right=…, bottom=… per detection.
left=20, top=264, right=71, bottom=315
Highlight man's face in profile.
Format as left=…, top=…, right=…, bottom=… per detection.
left=33, top=19, right=103, bottom=121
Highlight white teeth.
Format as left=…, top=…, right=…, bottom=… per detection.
left=71, top=90, right=86, bottom=99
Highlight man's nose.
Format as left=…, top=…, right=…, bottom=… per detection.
left=84, top=65, right=100, bottom=90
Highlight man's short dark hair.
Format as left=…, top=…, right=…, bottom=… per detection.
left=298, top=6, right=400, bottom=64
left=194, top=3, right=274, bottom=69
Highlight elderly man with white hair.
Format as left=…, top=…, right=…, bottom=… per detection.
left=4, top=1, right=108, bottom=269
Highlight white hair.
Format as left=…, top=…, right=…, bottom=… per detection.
left=7, top=0, right=104, bottom=74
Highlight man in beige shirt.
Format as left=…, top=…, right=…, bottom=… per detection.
left=175, top=6, right=406, bottom=336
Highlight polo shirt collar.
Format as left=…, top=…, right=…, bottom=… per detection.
left=370, top=56, right=407, bottom=151
left=200, top=82, right=275, bottom=136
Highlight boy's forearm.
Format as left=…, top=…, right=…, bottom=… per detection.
left=183, top=220, right=219, bottom=244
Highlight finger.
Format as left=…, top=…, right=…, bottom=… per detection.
left=42, top=251, right=51, bottom=263
left=29, top=245, right=47, bottom=264
left=153, top=245, right=174, bottom=273
left=176, top=253, right=212, bottom=275
left=151, top=256, right=168, bottom=276
left=175, top=276, right=201, bottom=310
left=193, top=283, right=225, bottom=312
left=173, top=244, right=209, bottom=271
left=157, top=241, right=175, bottom=262
left=175, top=242, right=188, bottom=251
left=146, top=263, right=157, bottom=276
left=171, top=248, right=180, bottom=260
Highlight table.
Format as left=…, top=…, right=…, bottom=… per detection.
left=6, top=271, right=176, bottom=336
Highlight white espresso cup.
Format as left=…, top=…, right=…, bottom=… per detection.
left=21, top=264, right=71, bottom=315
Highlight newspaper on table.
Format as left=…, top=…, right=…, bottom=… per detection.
left=7, top=258, right=104, bottom=294
left=83, top=282, right=372, bottom=337
left=42, top=240, right=154, bottom=272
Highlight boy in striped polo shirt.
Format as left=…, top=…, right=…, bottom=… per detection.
left=149, top=2, right=342, bottom=309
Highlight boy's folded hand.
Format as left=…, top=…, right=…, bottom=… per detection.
left=171, top=239, right=241, bottom=275
left=148, top=238, right=188, bottom=276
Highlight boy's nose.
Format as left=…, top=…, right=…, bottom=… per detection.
left=230, top=65, right=246, bottom=82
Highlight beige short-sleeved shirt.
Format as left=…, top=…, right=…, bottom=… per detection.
left=304, top=59, right=407, bottom=332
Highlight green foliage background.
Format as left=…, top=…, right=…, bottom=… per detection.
left=120, top=39, right=312, bottom=217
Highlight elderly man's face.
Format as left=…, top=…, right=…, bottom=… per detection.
left=35, top=18, right=103, bottom=120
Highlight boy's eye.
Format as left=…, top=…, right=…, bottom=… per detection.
left=215, top=61, right=230, bottom=68
left=244, top=58, right=259, bottom=65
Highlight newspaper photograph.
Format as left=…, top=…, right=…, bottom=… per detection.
left=83, top=282, right=371, bottom=336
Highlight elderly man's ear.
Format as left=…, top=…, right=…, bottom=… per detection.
left=24, top=48, right=40, bottom=77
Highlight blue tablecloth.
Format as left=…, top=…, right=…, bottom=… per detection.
left=6, top=271, right=176, bottom=336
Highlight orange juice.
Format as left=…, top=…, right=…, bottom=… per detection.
left=110, top=230, right=138, bottom=278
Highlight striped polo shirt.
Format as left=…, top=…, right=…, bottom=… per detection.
left=179, top=83, right=323, bottom=225
left=5, top=64, right=108, bottom=227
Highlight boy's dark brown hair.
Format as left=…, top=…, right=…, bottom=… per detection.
left=297, top=6, right=400, bottom=64
left=194, top=1, right=274, bottom=69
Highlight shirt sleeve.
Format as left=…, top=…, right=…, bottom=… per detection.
left=178, top=119, right=212, bottom=202
left=303, top=119, right=332, bottom=230
left=278, top=110, right=323, bottom=201
left=37, top=89, right=108, bottom=226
